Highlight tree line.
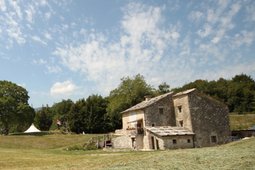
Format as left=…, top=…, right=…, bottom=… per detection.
left=35, top=74, right=157, bottom=133
left=172, top=74, right=255, bottom=114
left=0, top=74, right=254, bottom=134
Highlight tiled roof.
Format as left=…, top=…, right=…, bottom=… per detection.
left=146, top=126, right=194, bottom=137
left=173, top=88, right=196, bottom=97
left=121, top=92, right=173, bottom=113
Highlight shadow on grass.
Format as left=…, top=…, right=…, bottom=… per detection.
left=10, top=131, right=51, bottom=136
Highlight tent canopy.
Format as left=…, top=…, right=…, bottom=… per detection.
left=24, top=123, right=41, bottom=133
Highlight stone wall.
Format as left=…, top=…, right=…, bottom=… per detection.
left=162, top=135, right=194, bottom=149
left=136, top=135, right=144, bottom=149
left=122, top=110, right=145, bottom=130
left=144, top=95, right=176, bottom=127
left=173, top=95, right=193, bottom=131
left=112, top=135, right=132, bottom=149
left=188, top=91, right=230, bottom=147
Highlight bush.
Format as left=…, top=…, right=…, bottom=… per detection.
left=66, top=141, right=98, bottom=151
left=83, top=142, right=98, bottom=150
left=66, top=145, right=84, bottom=151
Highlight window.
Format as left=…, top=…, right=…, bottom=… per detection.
left=179, top=120, right=183, bottom=127
left=187, top=139, right=191, bottom=143
left=211, top=136, right=217, bottom=143
left=178, top=106, right=182, bottom=113
left=159, top=107, right=164, bottom=114
left=173, top=139, right=177, bottom=144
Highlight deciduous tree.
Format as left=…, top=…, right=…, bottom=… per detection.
left=107, top=74, right=154, bottom=129
left=0, top=81, right=34, bottom=134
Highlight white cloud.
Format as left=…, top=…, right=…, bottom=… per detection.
left=49, top=1, right=254, bottom=96
left=0, top=0, right=6, bottom=11
left=50, top=80, right=77, bottom=96
left=189, top=10, right=203, bottom=22
left=46, top=65, right=62, bottom=73
left=211, top=2, right=240, bottom=44
left=44, top=32, right=52, bottom=40
left=39, top=0, right=48, bottom=6
left=198, top=1, right=241, bottom=44
left=201, top=61, right=255, bottom=81
left=45, top=12, right=51, bottom=20
left=9, top=0, right=22, bottom=19
left=1, top=11, right=26, bottom=45
left=33, top=58, right=62, bottom=74
left=31, top=35, right=47, bottom=45
left=246, top=5, right=255, bottom=22
left=197, top=24, right=212, bottom=38
left=33, top=58, right=47, bottom=65
left=54, top=3, right=180, bottom=94
left=25, top=5, right=35, bottom=23
left=6, top=26, right=26, bottom=45
left=0, top=0, right=60, bottom=47
left=232, top=31, right=255, bottom=47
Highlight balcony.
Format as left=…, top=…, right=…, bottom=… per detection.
left=126, top=127, right=144, bottom=135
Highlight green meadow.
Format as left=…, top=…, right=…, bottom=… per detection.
left=0, top=134, right=254, bottom=170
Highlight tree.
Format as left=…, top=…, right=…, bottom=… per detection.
left=0, top=81, right=34, bottom=134
left=68, top=99, right=86, bottom=134
left=34, top=106, right=52, bottom=131
left=68, top=95, right=110, bottom=134
left=173, top=74, right=255, bottom=114
left=157, top=82, right=170, bottom=94
left=107, top=74, right=154, bottom=130
left=15, top=103, right=35, bottom=132
left=85, top=95, right=109, bottom=133
left=227, top=74, right=255, bottom=113
left=50, top=99, right=74, bottom=130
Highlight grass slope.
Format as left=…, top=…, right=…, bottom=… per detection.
left=229, top=114, right=255, bottom=130
left=0, top=134, right=254, bottom=169
left=0, top=134, right=97, bottom=149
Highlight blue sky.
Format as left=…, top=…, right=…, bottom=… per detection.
left=0, top=0, right=255, bottom=108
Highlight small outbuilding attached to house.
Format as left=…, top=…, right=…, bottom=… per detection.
left=146, top=126, right=194, bottom=150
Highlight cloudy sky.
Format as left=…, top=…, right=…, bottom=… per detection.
left=0, top=0, right=255, bottom=107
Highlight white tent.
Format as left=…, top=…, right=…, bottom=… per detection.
left=24, top=123, right=41, bottom=133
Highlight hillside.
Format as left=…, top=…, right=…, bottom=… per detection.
left=0, top=134, right=254, bottom=169
left=229, top=114, right=255, bottom=130
left=0, top=134, right=97, bottom=149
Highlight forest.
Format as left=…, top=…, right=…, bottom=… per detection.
left=0, top=74, right=254, bottom=134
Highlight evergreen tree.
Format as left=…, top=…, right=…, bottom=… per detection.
left=34, top=106, right=52, bottom=131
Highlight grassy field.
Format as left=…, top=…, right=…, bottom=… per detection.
left=0, top=134, right=254, bottom=170
left=229, top=114, right=255, bottom=130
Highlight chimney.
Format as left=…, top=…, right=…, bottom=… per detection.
left=144, top=95, right=151, bottom=101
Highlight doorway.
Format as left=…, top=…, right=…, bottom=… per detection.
left=151, top=136, right=155, bottom=149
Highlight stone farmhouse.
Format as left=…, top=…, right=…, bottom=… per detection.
left=113, top=88, right=230, bottom=150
